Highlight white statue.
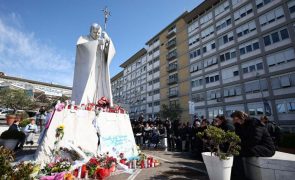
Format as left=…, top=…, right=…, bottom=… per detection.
left=71, top=23, right=115, bottom=106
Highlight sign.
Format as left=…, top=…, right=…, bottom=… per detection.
left=94, top=112, right=138, bottom=159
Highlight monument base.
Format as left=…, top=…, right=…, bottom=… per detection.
left=34, top=108, right=138, bottom=164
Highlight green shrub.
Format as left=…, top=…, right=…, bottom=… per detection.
left=198, top=126, right=241, bottom=160
left=19, top=118, right=31, bottom=127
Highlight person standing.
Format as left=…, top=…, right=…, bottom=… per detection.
left=215, top=115, right=235, bottom=132
left=38, top=106, right=46, bottom=131
left=24, top=119, right=38, bottom=145
left=260, top=115, right=281, bottom=150
left=231, top=111, right=275, bottom=180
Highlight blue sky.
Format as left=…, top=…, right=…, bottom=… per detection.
left=0, top=0, right=202, bottom=86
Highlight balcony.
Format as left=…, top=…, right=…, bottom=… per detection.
left=166, top=51, right=177, bottom=61
left=166, top=39, right=176, bottom=49
left=167, top=63, right=178, bottom=72
left=167, top=28, right=176, bottom=39
left=168, top=90, right=178, bottom=98
left=168, top=77, right=178, bottom=85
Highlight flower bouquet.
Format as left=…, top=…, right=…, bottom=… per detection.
left=85, top=153, right=117, bottom=179
left=40, top=159, right=71, bottom=175
left=97, top=97, right=110, bottom=109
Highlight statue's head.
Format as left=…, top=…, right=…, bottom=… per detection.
left=89, top=23, right=102, bottom=40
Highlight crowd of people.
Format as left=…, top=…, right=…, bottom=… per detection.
left=131, top=111, right=280, bottom=156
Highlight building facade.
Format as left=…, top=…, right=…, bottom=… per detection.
left=112, top=0, right=295, bottom=132
left=0, top=73, right=72, bottom=97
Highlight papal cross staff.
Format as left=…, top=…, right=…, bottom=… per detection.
left=102, top=6, right=111, bottom=31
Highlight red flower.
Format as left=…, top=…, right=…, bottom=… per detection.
left=89, top=158, right=99, bottom=165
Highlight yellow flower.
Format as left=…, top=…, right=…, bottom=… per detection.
left=58, top=124, right=65, bottom=129
left=64, top=172, right=74, bottom=180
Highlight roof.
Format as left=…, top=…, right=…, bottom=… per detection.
left=184, top=0, right=220, bottom=23
left=119, top=48, right=147, bottom=68
left=111, top=71, right=124, bottom=82
left=0, top=75, right=72, bottom=90
left=145, top=11, right=188, bottom=45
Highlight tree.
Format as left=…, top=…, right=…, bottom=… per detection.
left=159, top=103, right=183, bottom=121
left=0, top=88, right=34, bottom=111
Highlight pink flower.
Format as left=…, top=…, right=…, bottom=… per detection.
left=55, top=103, right=65, bottom=111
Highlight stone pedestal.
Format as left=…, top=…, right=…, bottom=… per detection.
left=34, top=109, right=137, bottom=164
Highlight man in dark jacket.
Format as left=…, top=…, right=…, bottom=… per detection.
left=231, top=111, right=275, bottom=180
left=231, top=111, right=275, bottom=157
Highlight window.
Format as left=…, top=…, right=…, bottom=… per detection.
left=288, top=0, right=295, bottom=14
left=219, top=49, right=237, bottom=63
left=207, top=89, right=221, bottom=100
left=224, top=85, right=242, bottom=97
left=203, top=40, right=216, bottom=54
left=236, top=20, right=256, bottom=38
left=148, top=91, right=153, bottom=96
left=245, top=79, right=268, bottom=93
left=215, top=1, right=230, bottom=16
left=153, top=78, right=160, bottom=84
left=205, top=74, right=219, bottom=84
left=154, top=101, right=160, bottom=106
left=234, top=4, right=253, bottom=22
left=188, top=20, right=199, bottom=34
left=263, top=28, right=290, bottom=46
left=256, top=0, right=274, bottom=9
left=277, top=103, right=286, bottom=113
left=232, top=0, right=243, bottom=6
left=200, top=12, right=213, bottom=25
left=267, top=48, right=295, bottom=67
left=148, top=103, right=153, bottom=107
left=189, top=48, right=201, bottom=60
left=259, top=6, right=284, bottom=27
left=218, top=31, right=234, bottom=46
left=192, top=92, right=205, bottom=102
left=208, top=107, right=223, bottom=118
left=167, top=49, right=177, bottom=60
left=287, top=102, right=295, bottom=112
left=216, top=16, right=232, bottom=32
left=239, top=39, right=260, bottom=55
left=201, top=25, right=214, bottom=39
left=222, top=66, right=239, bottom=81
left=242, top=59, right=264, bottom=74
left=189, top=34, right=200, bottom=47
left=204, top=56, right=218, bottom=68
left=153, top=89, right=160, bottom=95
left=191, top=78, right=203, bottom=87
left=153, top=57, right=159, bottom=63
left=271, top=73, right=295, bottom=89
left=190, top=61, right=203, bottom=73
left=153, top=67, right=159, bottom=73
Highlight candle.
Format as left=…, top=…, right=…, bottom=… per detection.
left=81, top=164, right=87, bottom=178
left=133, top=160, right=137, bottom=169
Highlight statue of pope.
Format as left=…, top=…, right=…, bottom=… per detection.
left=71, top=23, right=115, bottom=106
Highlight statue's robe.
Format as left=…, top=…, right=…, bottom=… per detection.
left=71, top=34, right=115, bottom=106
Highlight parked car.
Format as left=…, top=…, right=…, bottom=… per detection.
left=0, top=109, right=14, bottom=120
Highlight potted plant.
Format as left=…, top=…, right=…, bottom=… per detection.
left=198, top=126, right=240, bottom=180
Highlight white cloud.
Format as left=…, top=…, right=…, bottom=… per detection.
left=0, top=13, right=74, bottom=86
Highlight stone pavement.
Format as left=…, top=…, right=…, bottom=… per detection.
left=108, top=151, right=209, bottom=180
